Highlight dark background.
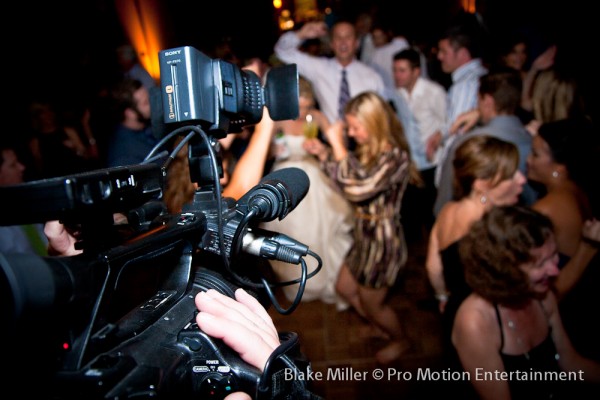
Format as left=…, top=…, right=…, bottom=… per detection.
left=7, top=0, right=598, bottom=122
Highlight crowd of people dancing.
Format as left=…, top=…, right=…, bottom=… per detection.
left=3, top=5, right=600, bottom=399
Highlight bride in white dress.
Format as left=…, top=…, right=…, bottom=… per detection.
left=261, top=77, right=353, bottom=307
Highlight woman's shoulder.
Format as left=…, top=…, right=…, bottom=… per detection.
left=435, top=201, right=480, bottom=248
left=532, top=191, right=581, bottom=221
left=436, top=201, right=474, bottom=228
left=453, top=295, right=498, bottom=338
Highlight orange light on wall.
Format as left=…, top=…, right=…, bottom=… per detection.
left=461, top=0, right=476, bottom=14
left=114, top=0, right=165, bottom=82
left=273, top=0, right=282, bottom=9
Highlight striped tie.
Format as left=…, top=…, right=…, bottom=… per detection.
left=338, top=69, right=350, bottom=120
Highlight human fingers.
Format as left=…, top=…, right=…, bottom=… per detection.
left=196, top=290, right=279, bottom=348
left=44, top=220, right=82, bottom=256
left=309, top=21, right=328, bottom=36
left=207, top=289, right=278, bottom=343
left=525, top=119, right=541, bottom=136
left=195, top=291, right=278, bottom=370
left=224, top=392, right=252, bottom=400
left=303, top=138, right=324, bottom=154
left=234, top=288, right=277, bottom=335
left=583, top=218, right=600, bottom=243
left=425, top=145, right=435, bottom=162
left=449, top=117, right=464, bottom=135
left=425, top=133, right=441, bottom=159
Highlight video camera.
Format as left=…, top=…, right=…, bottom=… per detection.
left=0, top=46, right=321, bottom=399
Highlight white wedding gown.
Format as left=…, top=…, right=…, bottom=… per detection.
left=261, top=134, right=353, bottom=306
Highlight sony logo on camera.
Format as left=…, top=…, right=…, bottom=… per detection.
left=158, top=45, right=299, bottom=136
left=163, top=49, right=182, bottom=56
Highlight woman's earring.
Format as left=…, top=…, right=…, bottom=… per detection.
left=480, top=194, right=487, bottom=204
left=552, top=170, right=559, bottom=178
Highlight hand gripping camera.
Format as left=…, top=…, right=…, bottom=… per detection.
left=0, top=46, right=322, bottom=399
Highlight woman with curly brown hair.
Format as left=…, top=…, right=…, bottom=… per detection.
left=453, top=206, right=600, bottom=399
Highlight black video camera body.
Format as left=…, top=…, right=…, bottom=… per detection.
left=2, top=207, right=310, bottom=399
left=0, top=47, right=318, bottom=399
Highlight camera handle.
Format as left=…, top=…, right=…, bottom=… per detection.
left=188, top=133, right=224, bottom=189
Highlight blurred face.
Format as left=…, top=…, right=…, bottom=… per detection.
left=504, top=42, right=527, bottom=72
left=0, top=149, right=25, bottom=186
left=392, top=59, right=420, bottom=90
left=371, top=28, right=388, bottom=47
left=298, top=95, right=313, bottom=119
left=487, top=170, right=526, bottom=205
left=355, top=14, right=372, bottom=36
left=331, top=22, right=359, bottom=64
left=477, top=93, right=495, bottom=124
left=133, top=86, right=151, bottom=120
left=526, top=135, right=555, bottom=184
left=345, top=114, right=369, bottom=144
left=437, top=38, right=461, bottom=73
left=521, top=236, right=560, bottom=293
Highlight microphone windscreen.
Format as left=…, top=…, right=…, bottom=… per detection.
left=237, top=167, right=310, bottom=221
left=260, top=167, right=310, bottom=211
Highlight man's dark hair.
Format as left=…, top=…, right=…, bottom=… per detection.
left=478, top=70, right=522, bottom=114
left=441, top=23, right=483, bottom=59
left=393, top=48, right=421, bottom=69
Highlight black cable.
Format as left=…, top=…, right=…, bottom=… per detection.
left=141, top=150, right=170, bottom=165
left=143, top=125, right=194, bottom=163
left=260, top=257, right=306, bottom=315
left=231, top=209, right=257, bottom=260
left=161, top=130, right=196, bottom=171
left=269, top=250, right=322, bottom=287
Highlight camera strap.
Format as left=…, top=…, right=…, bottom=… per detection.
left=257, top=331, right=323, bottom=400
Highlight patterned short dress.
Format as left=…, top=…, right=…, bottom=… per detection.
left=322, top=146, right=411, bottom=288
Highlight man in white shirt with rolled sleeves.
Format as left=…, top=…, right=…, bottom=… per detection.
left=274, top=19, right=385, bottom=125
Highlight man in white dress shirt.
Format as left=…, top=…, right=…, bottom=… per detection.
left=274, top=19, right=385, bottom=125
left=393, top=48, right=447, bottom=238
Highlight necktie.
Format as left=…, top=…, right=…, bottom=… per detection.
left=338, top=69, right=350, bottom=120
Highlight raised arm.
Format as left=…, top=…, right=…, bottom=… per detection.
left=273, top=21, right=328, bottom=84
left=222, top=109, right=275, bottom=200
